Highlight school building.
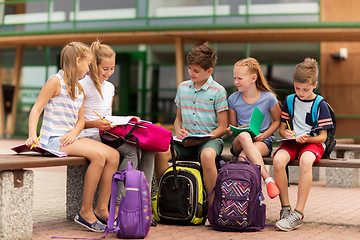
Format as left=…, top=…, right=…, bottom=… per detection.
left=0, top=0, right=359, bottom=140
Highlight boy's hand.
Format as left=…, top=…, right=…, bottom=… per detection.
left=176, top=128, right=189, bottom=140
left=253, top=133, right=264, bottom=142
left=296, top=134, right=309, bottom=144
left=285, top=129, right=296, bottom=139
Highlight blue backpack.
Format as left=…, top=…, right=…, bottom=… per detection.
left=286, top=93, right=336, bottom=158
left=207, top=157, right=265, bottom=231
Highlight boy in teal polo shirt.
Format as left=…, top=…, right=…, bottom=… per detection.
left=155, top=42, right=228, bottom=206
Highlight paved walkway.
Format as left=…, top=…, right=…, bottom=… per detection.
left=3, top=139, right=360, bottom=239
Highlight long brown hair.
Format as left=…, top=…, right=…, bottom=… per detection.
left=89, top=40, right=116, bottom=99
left=234, top=57, right=277, bottom=98
left=60, top=42, right=91, bottom=99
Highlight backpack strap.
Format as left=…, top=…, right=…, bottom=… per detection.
left=170, top=140, right=179, bottom=189
left=286, top=93, right=296, bottom=129
left=105, top=169, right=126, bottom=235
left=310, top=94, right=324, bottom=128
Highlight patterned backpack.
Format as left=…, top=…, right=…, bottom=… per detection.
left=207, top=157, right=265, bottom=231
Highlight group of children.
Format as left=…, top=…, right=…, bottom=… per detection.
left=25, top=41, right=334, bottom=233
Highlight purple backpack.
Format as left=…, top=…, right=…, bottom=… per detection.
left=105, top=161, right=151, bottom=239
left=207, top=157, right=266, bottom=232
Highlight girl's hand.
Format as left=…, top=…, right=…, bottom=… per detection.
left=25, top=136, right=38, bottom=148
left=176, top=128, right=189, bottom=140
left=96, top=119, right=113, bottom=131
left=227, top=127, right=234, bottom=136
left=253, top=133, right=264, bottom=142
left=296, top=134, right=309, bottom=144
left=285, top=129, right=296, bottom=139
left=60, top=132, right=77, bottom=147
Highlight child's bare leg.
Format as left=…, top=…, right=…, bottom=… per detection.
left=94, top=144, right=119, bottom=220
left=295, top=151, right=316, bottom=213
left=273, top=149, right=291, bottom=206
left=61, top=138, right=118, bottom=224
left=235, top=133, right=270, bottom=179
left=200, top=147, right=217, bottom=205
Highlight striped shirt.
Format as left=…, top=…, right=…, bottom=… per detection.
left=174, top=75, right=228, bottom=135
left=40, top=70, right=84, bottom=145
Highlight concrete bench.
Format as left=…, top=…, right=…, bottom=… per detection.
left=0, top=154, right=88, bottom=239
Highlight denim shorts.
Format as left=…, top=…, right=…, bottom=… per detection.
left=41, top=136, right=62, bottom=151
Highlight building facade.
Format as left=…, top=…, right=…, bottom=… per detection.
left=0, top=0, right=359, bottom=140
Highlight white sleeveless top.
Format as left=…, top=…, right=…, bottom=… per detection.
left=40, top=70, right=84, bottom=145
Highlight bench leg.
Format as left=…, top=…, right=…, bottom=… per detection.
left=66, top=165, right=98, bottom=220
left=326, top=150, right=360, bottom=188
left=0, top=170, right=33, bottom=239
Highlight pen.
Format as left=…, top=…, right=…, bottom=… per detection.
left=286, top=120, right=294, bottom=138
left=31, top=132, right=43, bottom=149
left=93, top=110, right=106, bottom=122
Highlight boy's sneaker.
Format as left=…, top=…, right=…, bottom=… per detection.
left=275, top=210, right=303, bottom=231
left=266, top=181, right=280, bottom=199
left=279, top=208, right=291, bottom=220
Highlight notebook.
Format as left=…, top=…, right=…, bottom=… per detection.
left=229, top=106, right=265, bottom=138
left=11, top=144, right=67, bottom=158
left=173, top=134, right=214, bottom=143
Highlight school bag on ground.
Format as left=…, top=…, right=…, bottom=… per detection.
left=105, top=161, right=151, bottom=239
left=286, top=93, right=336, bottom=158
left=207, top=156, right=266, bottom=232
left=152, top=157, right=207, bottom=225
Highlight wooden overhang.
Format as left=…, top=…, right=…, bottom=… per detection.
left=0, top=27, right=360, bottom=48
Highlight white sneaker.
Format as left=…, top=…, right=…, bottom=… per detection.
left=275, top=210, right=303, bottom=231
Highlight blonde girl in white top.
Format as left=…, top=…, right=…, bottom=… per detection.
left=26, top=42, right=119, bottom=233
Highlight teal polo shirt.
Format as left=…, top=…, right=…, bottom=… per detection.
left=174, top=75, right=228, bottom=135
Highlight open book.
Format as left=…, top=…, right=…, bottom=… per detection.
left=229, top=106, right=265, bottom=138
left=173, top=134, right=214, bottom=143
left=11, top=144, right=67, bottom=157
left=103, top=116, right=139, bottom=127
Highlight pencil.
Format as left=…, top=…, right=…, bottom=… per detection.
left=286, top=120, right=294, bottom=138
left=30, top=132, right=43, bottom=149
left=237, top=124, right=249, bottom=129
left=93, top=110, right=106, bottom=122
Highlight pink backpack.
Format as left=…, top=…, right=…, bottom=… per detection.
left=100, top=120, right=172, bottom=152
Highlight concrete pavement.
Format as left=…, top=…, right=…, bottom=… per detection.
left=2, top=138, right=360, bottom=239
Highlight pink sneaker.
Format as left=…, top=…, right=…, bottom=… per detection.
left=267, top=181, right=280, bottom=199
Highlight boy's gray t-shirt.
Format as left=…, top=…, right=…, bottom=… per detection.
left=228, top=91, right=278, bottom=143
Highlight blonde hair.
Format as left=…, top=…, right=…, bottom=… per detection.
left=89, top=40, right=116, bottom=99
left=293, top=58, right=318, bottom=85
left=186, top=42, right=217, bottom=70
left=60, top=42, right=92, bottom=99
left=234, top=57, right=277, bottom=98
